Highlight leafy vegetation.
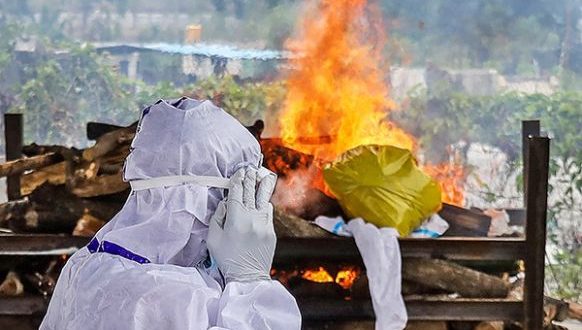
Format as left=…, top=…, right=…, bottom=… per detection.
left=10, top=43, right=136, bottom=146
left=190, top=76, right=285, bottom=125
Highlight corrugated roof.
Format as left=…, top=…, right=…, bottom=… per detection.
left=94, top=42, right=292, bottom=60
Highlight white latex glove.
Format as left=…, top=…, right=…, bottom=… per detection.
left=208, top=167, right=277, bottom=283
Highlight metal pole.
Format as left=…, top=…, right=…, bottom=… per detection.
left=4, top=114, right=23, bottom=200
left=522, top=120, right=540, bottom=207
left=523, top=136, right=550, bottom=330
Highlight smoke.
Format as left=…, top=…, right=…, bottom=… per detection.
left=271, top=164, right=341, bottom=220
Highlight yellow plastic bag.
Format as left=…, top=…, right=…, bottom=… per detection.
left=323, top=145, right=442, bottom=236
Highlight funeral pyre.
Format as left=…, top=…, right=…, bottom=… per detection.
left=0, top=0, right=555, bottom=328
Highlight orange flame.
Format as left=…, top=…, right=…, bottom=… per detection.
left=335, top=266, right=360, bottom=290
left=277, top=0, right=465, bottom=207
left=280, top=0, right=415, bottom=161
left=302, top=266, right=361, bottom=289
left=423, top=163, right=465, bottom=206
left=302, top=267, right=334, bottom=283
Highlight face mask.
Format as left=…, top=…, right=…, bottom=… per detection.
left=129, top=166, right=275, bottom=192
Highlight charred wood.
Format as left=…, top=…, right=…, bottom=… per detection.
left=0, top=200, right=29, bottom=229
left=6, top=184, right=122, bottom=233
left=289, top=279, right=344, bottom=298
left=21, top=144, right=82, bottom=160
left=439, top=203, right=491, bottom=237
left=82, top=124, right=135, bottom=162
left=260, top=138, right=314, bottom=177
left=0, top=271, right=23, bottom=297
left=245, top=120, right=264, bottom=141
left=86, top=121, right=137, bottom=140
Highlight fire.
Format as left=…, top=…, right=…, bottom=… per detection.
left=279, top=0, right=415, bottom=161
left=335, top=266, right=359, bottom=290
left=276, top=0, right=465, bottom=208
left=301, top=266, right=361, bottom=289
left=423, top=163, right=465, bottom=206
left=302, top=267, right=334, bottom=283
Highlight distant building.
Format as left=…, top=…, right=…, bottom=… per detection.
left=390, top=66, right=558, bottom=100
left=93, top=42, right=292, bottom=84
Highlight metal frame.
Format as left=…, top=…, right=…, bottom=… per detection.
left=0, top=118, right=550, bottom=327
left=4, top=114, right=23, bottom=201
left=523, top=133, right=550, bottom=329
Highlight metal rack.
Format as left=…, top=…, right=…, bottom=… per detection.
left=0, top=115, right=549, bottom=329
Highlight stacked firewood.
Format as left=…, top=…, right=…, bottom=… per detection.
left=0, top=122, right=137, bottom=235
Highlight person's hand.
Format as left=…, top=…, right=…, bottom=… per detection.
left=207, top=167, right=277, bottom=283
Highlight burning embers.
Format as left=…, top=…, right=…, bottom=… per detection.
left=272, top=265, right=362, bottom=293
left=268, top=0, right=466, bottom=209
left=302, top=266, right=360, bottom=290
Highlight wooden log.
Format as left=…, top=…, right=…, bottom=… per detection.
left=405, top=321, right=448, bottom=330
left=0, top=153, right=62, bottom=178
left=0, top=200, right=29, bottom=227
left=274, top=207, right=332, bottom=238
left=70, top=173, right=129, bottom=198
left=402, top=258, right=510, bottom=298
left=20, top=162, right=66, bottom=196
left=439, top=203, right=491, bottom=237
left=260, top=138, right=315, bottom=177
left=303, top=321, right=375, bottom=330
left=99, top=163, right=123, bottom=175
left=87, top=121, right=137, bottom=140
left=93, top=144, right=129, bottom=175
left=82, top=124, right=136, bottom=162
left=7, top=183, right=123, bottom=233
left=21, top=143, right=82, bottom=160
left=568, top=301, right=582, bottom=321
left=475, top=321, right=504, bottom=330
left=0, top=271, right=23, bottom=297
left=72, top=211, right=106, bottom=237
left=289, top=279, right=344, bottom=298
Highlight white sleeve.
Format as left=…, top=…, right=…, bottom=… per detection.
left=347, top=218, right=408, bottom=330
left=210, top=280, right=301, bottom=330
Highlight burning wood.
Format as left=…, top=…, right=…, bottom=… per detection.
left=301, top=267, right=334, bottom=283
left=300, top=266, right=361, bottom=290
left=334, top=266, right=360, bottom=290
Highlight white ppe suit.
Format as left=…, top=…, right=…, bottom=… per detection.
left=40, top=98, right=301, bottom=330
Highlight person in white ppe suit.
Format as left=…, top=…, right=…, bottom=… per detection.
left=40, top=98, right=301, bottom=330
